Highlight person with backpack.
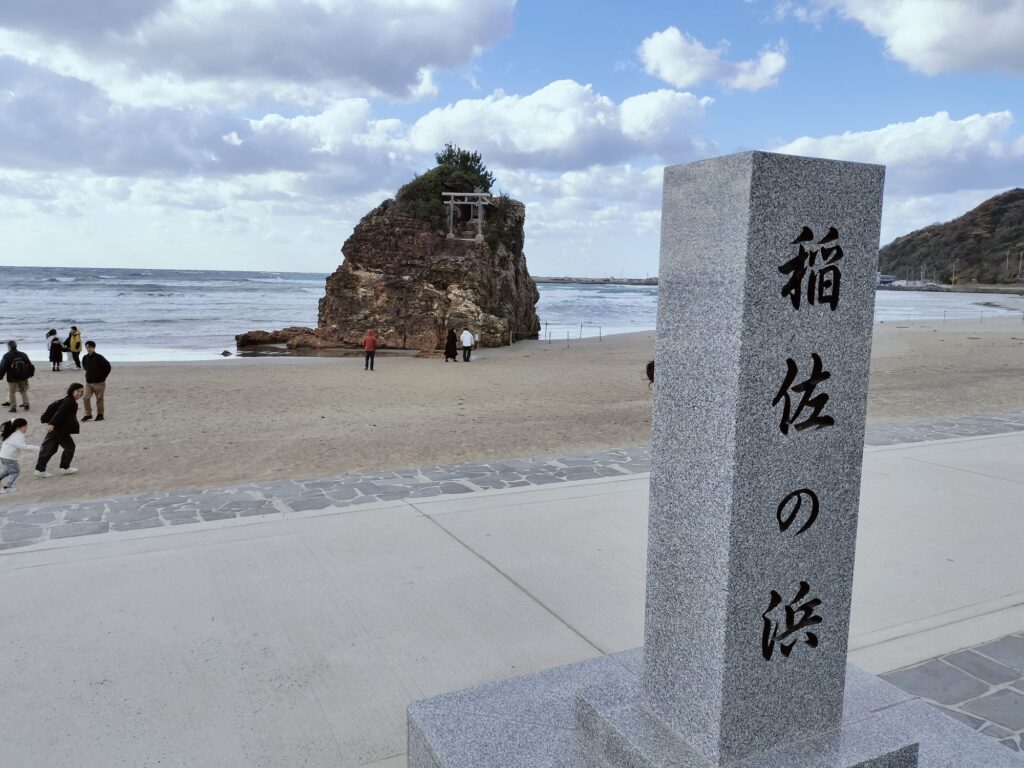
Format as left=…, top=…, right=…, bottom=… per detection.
left=35, top=382, right=84, bottom=478
left=0, top=340, right=34, bottom=413
left=46, top=329, right=63, bottom=372
left=0, top=418, right=39, bottom=494
left=65, top=326, right=83, bottom=369
left=81, top=340, right=111, bottom=422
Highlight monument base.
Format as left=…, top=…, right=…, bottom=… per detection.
left=407, top=651, right=1021, bottom=767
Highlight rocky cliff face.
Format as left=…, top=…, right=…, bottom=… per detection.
left=237, top=197, right=541, bottom=351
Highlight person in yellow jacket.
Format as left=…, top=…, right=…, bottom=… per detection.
left=65, top=327, right=83, bottom=370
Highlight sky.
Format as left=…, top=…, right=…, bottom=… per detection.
left=1, top=0, right=1023, bottom=277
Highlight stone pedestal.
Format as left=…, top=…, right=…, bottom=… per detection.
left=409, top=651, right=1021, bottom=767
left=406, top=152, right=1021, bottom=766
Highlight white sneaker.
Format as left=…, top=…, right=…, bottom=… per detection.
left=0, top=487, right=15, bottom=494
left=34, top=470, right=51, bottom=478
left=59, top=467, right=79, bottom=476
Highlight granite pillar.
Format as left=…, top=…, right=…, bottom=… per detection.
left=642, top=151, right=882, bottom=762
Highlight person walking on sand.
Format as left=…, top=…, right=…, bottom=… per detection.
left=0, top=418, right=39, bottom=494
left=35, top=382, right=83, bottom=478
left=46, top=329, right=63, bottom=372
left=81, top=340, right=111, bottom=422
left=0, top=341, right=34, bottom=413
left=65, top=326, right=83, bottom=369
left=444, top=329, right=458, bottom=362
left=460, top=328, right=476, bottom=362
left=362, top=328, right=378, bottom=371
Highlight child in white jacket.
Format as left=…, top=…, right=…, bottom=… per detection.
left=1, top=418, right=39, bottom=493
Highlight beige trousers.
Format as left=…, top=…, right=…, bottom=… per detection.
left=84, top=382, right=106, bottom=417
left=7, top=380, right=29, bottom=409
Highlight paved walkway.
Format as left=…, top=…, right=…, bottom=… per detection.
left=2, top=430, right=1023, bottom=765
left=3, top=409, right=1023, bottom=551
left=883, top=631, right=1024, bottom=754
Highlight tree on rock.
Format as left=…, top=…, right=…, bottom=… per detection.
left=396, top=143, right=496, bottom=225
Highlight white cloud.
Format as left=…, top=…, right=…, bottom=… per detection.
left=409, top=80, right=712, bottom=169
left=779, top=0, right=1024, bottom=75
left=0, top=0, right=515, bottom=107
left=775, top=110, right=1024, bottom=192
left=638, top=27, right=787, bottom=91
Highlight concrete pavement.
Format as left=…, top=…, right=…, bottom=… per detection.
left=2, top=432, right=1023, bottom=766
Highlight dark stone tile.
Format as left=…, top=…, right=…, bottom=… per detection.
left=929, top=704, right=985, bottom=730
left=7, top=510, right=56, bottom=525
left=523, top=475, right=563, bottom=485
left=976, top=636, right=1024, bottom=674
left=63, top=507, right=106, bottom=523
left=883, top=660, right=988, bottom=705
left=563, top=471, right=603, bottom=481
left=410, top=487, right=443, bottom=498
left=946, top=650, right=1021, bottom=685
left=112, top=518, right=163, bottom=531
left=377, top=490, right=412, bottom=501
left=49, top=521, right=109, bottom=539
left=287, top=497, right=334, bottom=512
left=438, top=482, right=472, bottom=495
left=1, top=522, right=43, bottom=542
left=238, top=507, right=277, bottom=518
left=982, top=724, right=1014, bottom=739
left=199, top=509, right=235, bottom=521
left=962, top=689, right=1024, bottom=731
left=1000, top=738, right=1020, bottom=752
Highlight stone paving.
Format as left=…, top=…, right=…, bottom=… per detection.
left=864, top=409, right=1024, bottom=446
left=2, top=409, right=1023, bottom=552
left=0, top=448, right=652, bottom=551
left=882, top=631, right=1024, bottom=753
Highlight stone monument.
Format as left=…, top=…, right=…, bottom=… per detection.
left=407, top=151, right=1022, bottom=767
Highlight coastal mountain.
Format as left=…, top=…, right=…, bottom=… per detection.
left=878, top=189, right=1024, bottom=284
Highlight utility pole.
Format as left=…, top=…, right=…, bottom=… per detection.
left=952, top=259, right=957, bottom=285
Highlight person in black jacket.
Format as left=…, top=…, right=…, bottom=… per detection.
left=81, top=341, right=112, bottom=422
left=35, top=382, right=84, bottom=478
left=0, top=341, right=34, bottom=413
left=46, top=329, right=63, bottom=372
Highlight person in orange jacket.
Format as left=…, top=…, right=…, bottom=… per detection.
left=362, top=328, right=378, bottom=371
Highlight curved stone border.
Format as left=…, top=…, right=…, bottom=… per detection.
left=2, top=409, right=1022, bottom=552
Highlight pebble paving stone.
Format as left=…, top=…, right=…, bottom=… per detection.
left=975, top=635, right=1024, bottom=674
left=962, top=689, right=1024, bottom=732
left=946, top=649, right=1021, bottom=684
left=882, top=659, right=989, bottom=705
left=883, top=630, right=1024, bottom=753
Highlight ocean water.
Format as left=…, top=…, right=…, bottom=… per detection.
left=0, top=266, right=1021, bottom=361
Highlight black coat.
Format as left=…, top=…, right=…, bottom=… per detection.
left=82, top=352, right=111, bottom=384
left=48, top=337, right=63, bottom=363
left=444, top=331, right=458, bottom=359
left=0, top=350, right=33, bottom=383
left=47, top=396, right=80, bottom=435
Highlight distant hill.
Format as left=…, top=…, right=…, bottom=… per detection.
left=879, top=188, right=1024, bottom=284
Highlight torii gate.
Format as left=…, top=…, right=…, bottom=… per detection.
left=442, top=191, right=492, bottom=242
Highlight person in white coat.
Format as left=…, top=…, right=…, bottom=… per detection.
left=460, top=328, right=476, bottom=362
left=0, top=418, right=40, bottom=493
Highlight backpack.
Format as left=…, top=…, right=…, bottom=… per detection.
left=9, top=355, right=33, bottom=380
left=41, top=398, right=63, bottom=425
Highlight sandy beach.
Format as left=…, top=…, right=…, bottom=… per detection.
left=4, top=316, right=1023, bottom=507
